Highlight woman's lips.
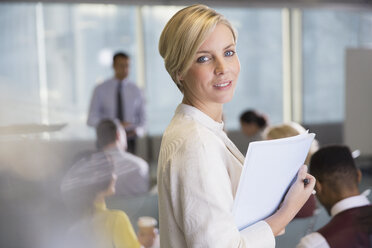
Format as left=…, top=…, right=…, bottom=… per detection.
left=213, top=81, right=232, bottom=89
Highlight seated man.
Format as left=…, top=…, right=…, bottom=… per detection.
left=96, top=119, right=149, bottom=197
left=297, top=145, right=372, bottom=248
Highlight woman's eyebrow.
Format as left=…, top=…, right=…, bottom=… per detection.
left=224, top=43, right=235, bottom=49
left=196, top=43, right=235, bottom=54
left=196, top=50, right=210, bottom=54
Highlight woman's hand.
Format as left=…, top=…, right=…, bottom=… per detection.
left=265, top=164, right=315, bottom=236
left=282, top=164, right=315, bottom=214
left=138, top=227, right=157, bottom=248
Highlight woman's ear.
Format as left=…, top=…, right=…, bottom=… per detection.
left=176, top=73, right=185, bottom=93
left=177, top=72, right=183, bottom=82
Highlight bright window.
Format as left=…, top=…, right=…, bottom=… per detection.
left=1, top=3, right=372, bottom=137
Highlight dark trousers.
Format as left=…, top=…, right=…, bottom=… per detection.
left=127, top=138, right=136, bottom=154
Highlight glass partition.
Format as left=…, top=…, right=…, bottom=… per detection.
left=1, top=3, right=372, bottom=137
left=302, top=10, right=372, bottom=123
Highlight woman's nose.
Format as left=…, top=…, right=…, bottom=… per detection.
left=214, top=57, right=227, bottom=75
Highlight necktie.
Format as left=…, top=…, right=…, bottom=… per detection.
left=117, top=80, right=124, bottom=121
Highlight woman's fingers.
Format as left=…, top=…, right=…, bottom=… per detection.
left=297, top=164, right=308, bottom=182
left=304, top=174, right=316, bottom=193
left=297, top=165, right=316, bottom=189
left=282, top=165, right=316, bottom=211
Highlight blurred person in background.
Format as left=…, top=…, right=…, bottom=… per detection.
left=239, top=109, right=268, bottom=142
left=61, top=153, right=156, bottom=248
left=264, top=122, right=318, bottom=219
left=96, top=119, right=149, bottom=197
left=264, top=122, right=319, bottom=166
left=297, top=145, right=372, bottom=248
left=87, top=52, right=146, bottom=154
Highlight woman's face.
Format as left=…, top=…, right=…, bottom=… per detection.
left=241, top=122, right=260, bottom=137
left=181, top=23, right=240, bottom=107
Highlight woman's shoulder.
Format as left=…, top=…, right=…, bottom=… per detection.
left=168, top=112, right=217, bottom=137
left=103, top=208, right=131, bottom=223
left=160, top=117, right=225, bottom=166
left=162, top=115, right=218, bottom=149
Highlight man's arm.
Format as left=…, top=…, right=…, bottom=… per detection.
left=87, top=86, right=101, bottom=127
left=139, top=90, right=146, bottom=126
left=133, top=87, right=146, bottom=137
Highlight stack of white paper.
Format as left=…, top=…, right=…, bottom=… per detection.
left=233, top=132, right=315, bottom=231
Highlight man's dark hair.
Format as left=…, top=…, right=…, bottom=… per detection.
left=96, top=119, right=118, bottom=150
left=113, top=52, right=129, bottom=64
left=309, top=145, right=358, bottom=194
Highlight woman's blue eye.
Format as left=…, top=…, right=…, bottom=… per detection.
left=225, top=50, right=235, bottom=57
left=197, top=56, right=209, bottom=63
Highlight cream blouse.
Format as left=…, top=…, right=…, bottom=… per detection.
left=157, top=104, right=275, bottom=248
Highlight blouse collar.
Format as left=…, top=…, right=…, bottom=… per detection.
left=175, top=103, right=245, bottom=165
left=175, top=103, right=225, bottom=133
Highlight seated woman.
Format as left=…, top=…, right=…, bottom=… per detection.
left=61, top=152, right=156, bottom=248
left=239, top=109, right=268, bottom=142
left=264, top=122, right=319, bottom=218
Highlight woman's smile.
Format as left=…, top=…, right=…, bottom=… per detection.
left=213, top=81, right=232, bottom=89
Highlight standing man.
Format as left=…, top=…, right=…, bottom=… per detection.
left=87, top=52, right=146, bottom=154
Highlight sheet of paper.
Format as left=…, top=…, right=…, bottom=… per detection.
left=232, top=132, right=315, bottom=231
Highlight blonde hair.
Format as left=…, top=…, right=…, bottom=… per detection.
left=264, top=122, right=319, bottom=165
left=158, top=4, right=237, bottom=93
left=265, top=123, right=301, bottom=140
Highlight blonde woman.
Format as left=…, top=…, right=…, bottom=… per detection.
left=157, top=4, right=315, bottom=247
left=265, top=122, right=319, bottom=166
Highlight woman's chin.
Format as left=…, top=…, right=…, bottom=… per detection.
left=218, top=92, right=235, bottom=104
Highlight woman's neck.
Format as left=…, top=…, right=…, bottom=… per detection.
left=182, top=97, right=223, bottom=123
left=94, top=193, right=106, bottom=205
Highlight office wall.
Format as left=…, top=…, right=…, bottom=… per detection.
left=344, top=48, right=372, bottom=156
